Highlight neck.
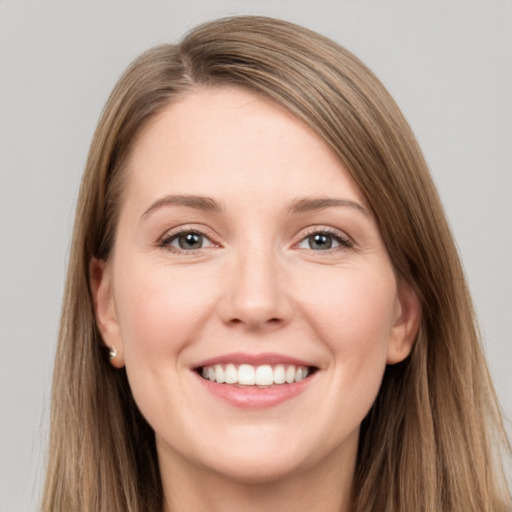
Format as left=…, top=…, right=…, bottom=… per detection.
left=159, top=436, right=357, bottom=512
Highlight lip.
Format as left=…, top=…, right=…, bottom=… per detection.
left=193, top=371, right=316, bottom=409
left=191, top=352, right=318, bottom=409
left=193, top=352, right=316, bottom=368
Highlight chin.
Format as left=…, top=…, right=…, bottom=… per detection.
left=205, top=451, right=309, bottom=485
left=186, top=427, right=327, bottom=484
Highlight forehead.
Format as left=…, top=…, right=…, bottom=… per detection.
left=124, top=86, right=367, bottom=209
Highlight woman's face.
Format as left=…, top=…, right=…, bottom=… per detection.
left=93, top=86, right=419, bottom=484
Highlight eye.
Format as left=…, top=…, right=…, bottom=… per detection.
left=297, top=229, right=352, bottom=251
left=160, top=230, right=215, bottom=252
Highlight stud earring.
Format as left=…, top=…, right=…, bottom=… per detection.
left=109, top=346, right=118, bottom=361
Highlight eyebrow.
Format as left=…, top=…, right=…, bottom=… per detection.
left=287, top=197, right=369, bottom=216
left=142, top=194, right=223, bottom=219
left=141, top=194, right=369, bottom=220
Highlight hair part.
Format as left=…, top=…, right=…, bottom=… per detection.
left=42, top=15, right=510, bottom=511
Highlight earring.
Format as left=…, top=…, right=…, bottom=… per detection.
left=108, top=346, right=118, bottom=361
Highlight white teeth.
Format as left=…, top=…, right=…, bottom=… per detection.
left=255, top=365, right=273, bottom=386
left=238, top=364, right=256, bottom=385
left=273, top=364, right=286, bottom=384
left=200, top=363, right=311, bottom=386
left=214, top=364, right=225, bottom=384
left=224, top=364, right=237, bottom=384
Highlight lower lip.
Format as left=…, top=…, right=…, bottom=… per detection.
left=194, top=372, right=315, bottom=409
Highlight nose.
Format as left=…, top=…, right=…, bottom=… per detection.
left=217, top=247, right=293, bottom=331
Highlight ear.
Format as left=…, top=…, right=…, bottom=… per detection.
left=89, top=258, right=125, bottom=368
left=386, top=281, right=421, bottom=365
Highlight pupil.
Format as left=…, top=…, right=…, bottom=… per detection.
left=179, top=233, right=202, bottom=249
left=310, top=233, right=332, bottom=250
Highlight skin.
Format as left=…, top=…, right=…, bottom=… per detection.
left=92, top=86, right=420, bottom=512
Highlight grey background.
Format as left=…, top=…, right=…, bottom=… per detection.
left=1, top=1, right=510, bottom=510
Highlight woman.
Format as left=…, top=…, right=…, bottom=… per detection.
left=42, top=15, right=510, bottom=512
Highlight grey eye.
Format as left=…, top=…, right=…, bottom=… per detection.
left=308, top=233, right=334, bottom=250
left=163, top=231, right=214, bottom=251
left=299, top=233, right=339, bottom=251
left=176, top=232, right=204, bottom=250
left=297, top=230, right=351, bottom=252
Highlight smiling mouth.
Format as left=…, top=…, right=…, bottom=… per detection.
left=195, top=363, right=318, bottom=387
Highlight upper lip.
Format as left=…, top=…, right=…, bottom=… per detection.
left=193, top=352, right=318, bottom=369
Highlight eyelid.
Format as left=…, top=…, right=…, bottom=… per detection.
left=293, top=225, right=354, bottom=252
left=156, top=224, right=354, bottom=254
left=158, top=224, right=221, bottom=252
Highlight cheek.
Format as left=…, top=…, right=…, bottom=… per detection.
left=301, top=266, right=397, bottom=352
left=113, top=259, right=217, bottom=360
left=111, top=259, right=220, bottom=427
left=298, top=266, right=397, bottom=410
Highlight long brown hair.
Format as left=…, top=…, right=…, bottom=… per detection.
left=42, top=15, right=510, bottom=511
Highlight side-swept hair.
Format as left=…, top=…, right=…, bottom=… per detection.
left=42, top=15, right=510, bottom=511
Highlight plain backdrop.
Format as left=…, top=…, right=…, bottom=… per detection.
left=1, top=1, right=511, bottom=510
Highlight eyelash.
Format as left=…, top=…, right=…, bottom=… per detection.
left=295, top=227, right=353, bottom=253
left=158, top=226, right=353, bottom=254
left=158, top=227, right=218, bottom=254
